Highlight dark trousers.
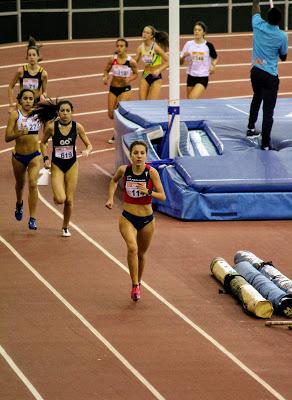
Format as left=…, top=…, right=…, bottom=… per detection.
left=248, top=66, right=279, bottom=147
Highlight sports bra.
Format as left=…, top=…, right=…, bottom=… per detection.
left=123, top=164, right=154, bottom=205
left=141, top=42, right=161, bottom=66
left=19, top=64, right=43, bottom=92
left=111, top=54, right=132, bottom=78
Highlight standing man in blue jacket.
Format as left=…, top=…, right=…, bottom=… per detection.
left=247, top=0, right=288, bottom=150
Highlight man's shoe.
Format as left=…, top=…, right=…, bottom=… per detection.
left=15, top=201, right=23, bottom=221
left=246, top=128, right=261, bottom=137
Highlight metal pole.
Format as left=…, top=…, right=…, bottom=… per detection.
left=119, top=0, right=124, bottom=38
left=284, top=0, right=289, bottom=31
left=68, top=0, right=72, bottom=40
left=16, top=0, right=22, bottom=42
left=168, top=0, right=180, bottom=158
left=228, top=0, right=232, bottom=34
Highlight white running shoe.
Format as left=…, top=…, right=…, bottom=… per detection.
left=62, top=228, right=71, bottom=237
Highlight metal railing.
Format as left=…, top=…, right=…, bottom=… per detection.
left=0, top=0, right=290, bottom=42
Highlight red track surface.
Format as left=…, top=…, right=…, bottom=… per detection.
left=0, top=34, right=292, bottom=400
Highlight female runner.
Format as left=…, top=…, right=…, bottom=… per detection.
left=31, top=100, right=92, bottom=237
left=103, top=38, right=138, bottom=143
left=5, top=88, right=42, bottom=230
left=180, top=21, right=218, bottom=99
left=106, top=140, right=166, bottom=301
left=135, top=25, right=169, bottom=100
left=8, top=36, right=48, bottom=113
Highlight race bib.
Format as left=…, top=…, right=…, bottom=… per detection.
left=26, top=115, right=41, bottom=131
left=23, top=77, right=39, bottom=90
left=55, top=146, right=74, bottom=159
left=142, top=54, right=153, bottom=65
left=191, top=52, right=205, bottom=62
left=112, top=65, right=131, bottom=78
left=125, top=181, right=146, bottom=198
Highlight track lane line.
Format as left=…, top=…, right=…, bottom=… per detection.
left=34, top=190, right=287, bottom=400
left=0, top=235, right=166, bottom=400
left=0, top=345, right=45, bottom=400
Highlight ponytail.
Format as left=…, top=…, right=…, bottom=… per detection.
left=29, top=98, right=74, bottom=123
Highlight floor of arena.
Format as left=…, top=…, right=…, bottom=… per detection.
left=0, top=34, right=292, bottom=400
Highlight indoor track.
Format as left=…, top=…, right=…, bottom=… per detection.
left=0, top=33, right=292, bottom=400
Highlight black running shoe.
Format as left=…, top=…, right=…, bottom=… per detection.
left=15, top=201, right=23, bottom=221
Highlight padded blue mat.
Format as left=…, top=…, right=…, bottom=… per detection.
left=115, top=98, right=292, bottom=220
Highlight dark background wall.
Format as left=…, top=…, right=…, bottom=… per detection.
left=0, top=0, right=290, bottom=44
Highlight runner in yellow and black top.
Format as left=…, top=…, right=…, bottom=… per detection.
left=135, top=25, right=169, bottom=100
left=8, top=36, right=48, bottom=113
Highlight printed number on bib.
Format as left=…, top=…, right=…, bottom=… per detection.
left=23, top=78, right=39, bottom=90
left=126, top=181, right=146, bottom=198
left=55, top=146, right=74, bottom=159
left=112, top=65, right=131, bottom=78
left=191, top=52, right=205, bottom=62
left=26, top=116, right=41, bottom=131
left=142, top=55, right=153, bottom=65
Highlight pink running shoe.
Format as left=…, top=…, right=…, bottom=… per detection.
left=131, top=285, right=141, bottom=302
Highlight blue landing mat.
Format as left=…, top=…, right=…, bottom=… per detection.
left=114, top=98, right=292, bottom=220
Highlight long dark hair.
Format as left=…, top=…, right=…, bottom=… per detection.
left=144, top=25, right=169, bottom=52
left=29, top=99, right=74, bottom=123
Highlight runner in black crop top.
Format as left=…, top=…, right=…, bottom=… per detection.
left=52, top=120, right=77, bottom=173
left=36, top=99, right=92, bottom=237
left=19, top=65, right=44, bottom=99
left=8, top=37, right=48, bottom=113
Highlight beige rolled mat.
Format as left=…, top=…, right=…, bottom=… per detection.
left=210, top=257, right=273, bottom=318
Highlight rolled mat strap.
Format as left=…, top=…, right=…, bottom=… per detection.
left=234, top=250, right=292, bottom=294
left=235, top=261, right=292, bottom=317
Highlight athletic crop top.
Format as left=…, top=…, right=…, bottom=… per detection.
left=111, top=54, right=132, bottom=78
left=19, top=64, right=43, bottom=92
left=181, top=40, right=217, bottom=77
left=123, top=164, right=154, bottom=205
left=17, top=109, right=41, bottom=135
left=52, top=121, right=77, bottom=163
left=141, top=42, right=161, bottom=66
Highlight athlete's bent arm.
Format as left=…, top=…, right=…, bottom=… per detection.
left=105, top=165, right=126, bottom=209
left=136, top=167, right=166, bottom=201
left=5, top=111, right=28, bottom=142
left=40, top=70, right=48, bottom=101
left=8, top=68, right=22, bottom=112
left=40, top=123, right=53, bottom=168
left=77, top=123, right=93, bottom=157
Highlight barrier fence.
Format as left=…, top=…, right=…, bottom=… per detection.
left=0, top=0, right=290, bottom=44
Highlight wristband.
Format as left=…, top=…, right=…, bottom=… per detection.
left=43, top=156, right=49, bottom=162
left=148, top=189, right=153, bottom=196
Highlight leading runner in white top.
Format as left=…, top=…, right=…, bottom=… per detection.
left=180, top=21, right=218, bottom=99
